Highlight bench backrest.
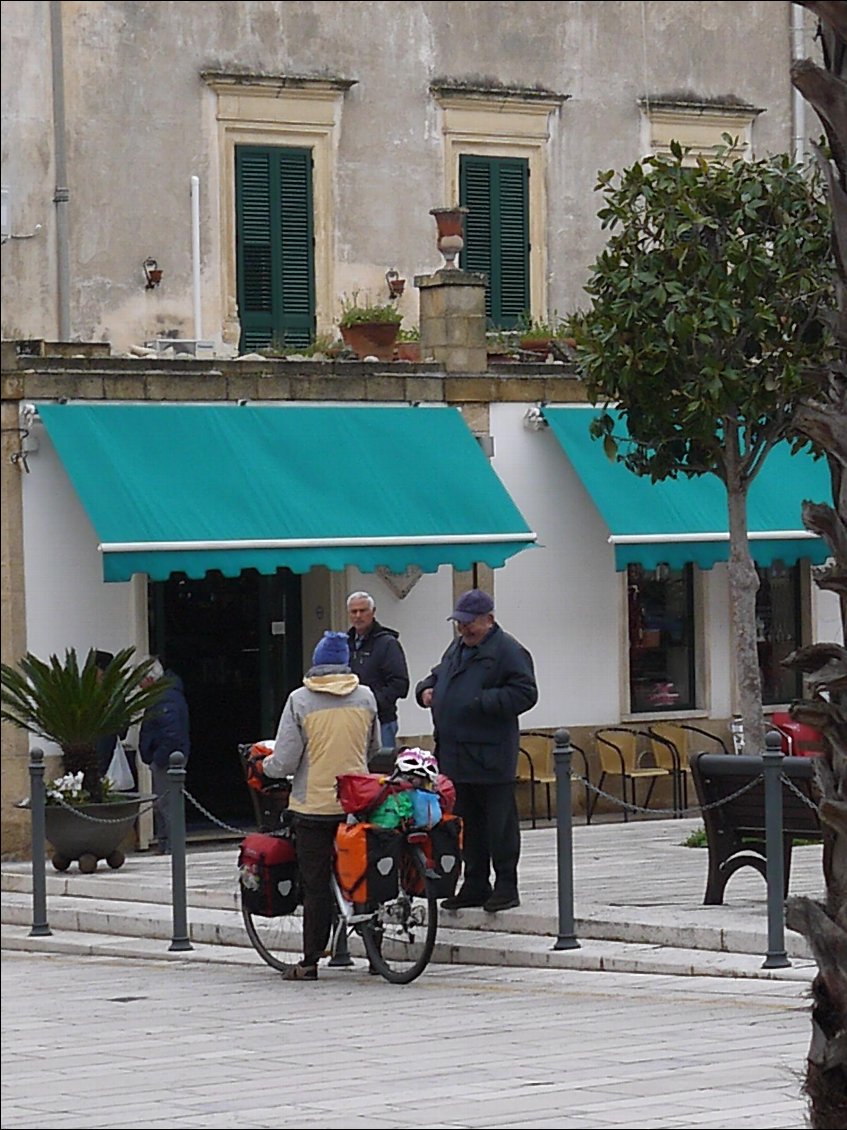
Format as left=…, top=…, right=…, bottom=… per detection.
left=690, top=751, right=821, bottom=839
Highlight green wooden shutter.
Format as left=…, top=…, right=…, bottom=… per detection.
left=460, top=155, right=529, bottom=329
left=236, top=146, right=316, bottom=352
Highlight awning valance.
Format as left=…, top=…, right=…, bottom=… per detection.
left=541, top=406, right=830, bottom=571
left=38, top=403, right=536, bottom=582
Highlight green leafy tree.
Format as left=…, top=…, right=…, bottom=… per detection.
left=570, top=140, right=836, bottom=748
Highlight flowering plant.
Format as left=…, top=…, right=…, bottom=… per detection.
left=44, top=770, right=122, bottom=807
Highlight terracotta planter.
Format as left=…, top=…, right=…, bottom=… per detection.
left=395, top=341, right=421, bottom=362
left=430, top=206, right=469, bottom=268
left=340, top=322, right=400, bottom=362
left=519, top=337, right=553, bottom=355
left=44, top=793, right=150, bottom=872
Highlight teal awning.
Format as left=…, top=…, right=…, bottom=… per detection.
left=38, top=403, right=536, bottom=582
left=541, top=406, right=830, bottom=571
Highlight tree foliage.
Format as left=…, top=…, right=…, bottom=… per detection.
left=570, top=139, right=836, bottom=746
left=574, top=140, right=834, bottom=482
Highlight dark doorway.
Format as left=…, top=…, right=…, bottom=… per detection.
left=148, top=569, right=302, bottom=831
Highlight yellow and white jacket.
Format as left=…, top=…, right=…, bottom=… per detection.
left=262, top=667, right=380, bottom=817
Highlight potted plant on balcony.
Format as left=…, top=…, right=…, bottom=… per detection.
left=1, top=647, right=168, bottom=871
left=517, top=313, right=569, bottom=356
left=395, top=325, right=421, bottom=362
left=338, top=291, right=403, bottom=361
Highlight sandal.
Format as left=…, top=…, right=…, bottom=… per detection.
left=281, top=963, right=317, bottom=981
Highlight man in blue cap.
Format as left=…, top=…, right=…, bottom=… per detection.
left=415, top=589, right=538, bottom=913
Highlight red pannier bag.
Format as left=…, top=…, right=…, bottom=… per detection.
left=238, top=832, right=299, bottom=917
left=334, top=822, right=403, bottom=909
left=336, top=772, right=415, bottom=817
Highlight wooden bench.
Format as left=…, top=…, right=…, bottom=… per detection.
left=689, top=751, right=822, bottom=905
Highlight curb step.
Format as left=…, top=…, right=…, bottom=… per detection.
left=1, top=890, right=816, bottom=983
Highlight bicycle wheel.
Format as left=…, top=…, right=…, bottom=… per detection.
left=359, top=845, right=438, bottom=984
left=241, top=896, right=302, bottom=972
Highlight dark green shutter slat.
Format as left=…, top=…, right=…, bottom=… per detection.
left=497, top=161, right=529, bottom=323
left=461, top=159, right=493, bottom=321
left=236, top=146, right=315, bottom=352
left=460, top=155, right=529, bottom=329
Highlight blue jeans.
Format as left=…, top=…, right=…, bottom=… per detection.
left=380, top=720, right=398, bottom=751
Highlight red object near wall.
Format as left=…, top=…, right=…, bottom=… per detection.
left=771, top=712, right=824, bottom=757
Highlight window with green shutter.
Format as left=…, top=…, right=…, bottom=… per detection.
left=236, top=146, right=316, bottom=353
left=459, top=155, right=529, bottom=329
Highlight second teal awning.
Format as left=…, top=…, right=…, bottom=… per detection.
left=541, top=406, right=830, bottom=571
left=38, top=403, right=536, bottom=582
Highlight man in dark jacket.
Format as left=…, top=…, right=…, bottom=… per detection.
left=139, top=657, right=191, bottom=855
left=346, top=591, right=409, bottom=752
left=415, top=589, right=537, bottom=913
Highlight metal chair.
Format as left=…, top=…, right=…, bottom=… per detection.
left=591, top=727, right=673, bottom=823
left=647, top=723, right=729, bottom=817
left=517, top=731, right=556, bottom=828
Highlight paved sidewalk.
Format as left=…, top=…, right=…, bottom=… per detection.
left=0, top=949, right=813, bottom=1129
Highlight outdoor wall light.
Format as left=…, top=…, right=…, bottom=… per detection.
left=143, top=257, right=163, bottom=289
left=385, top=269, right=405, bottom=299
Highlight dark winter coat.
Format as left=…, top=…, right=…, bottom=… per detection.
left=415, top=623, right=538, bottom=784
left=139, top=673, right=191, bottom=769
left=347, top=621, right=409, bottom=725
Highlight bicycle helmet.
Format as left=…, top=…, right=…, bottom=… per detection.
left=395, top=747, right=439, bottom=784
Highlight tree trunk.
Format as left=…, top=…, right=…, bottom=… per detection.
left=724, top=424, right=766, bottom=750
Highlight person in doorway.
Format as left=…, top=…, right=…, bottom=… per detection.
left=93, top=650, right=130, bottom=780
left=138, top=656, right=191, bottom=855
left=415, top=589, right=538, bottom=913
left=346, top=591, right=409, bottom=752
left=259, top=630, right=380, bottom=981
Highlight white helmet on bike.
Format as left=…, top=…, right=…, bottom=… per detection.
left=395, top=747, right=439, bottom=784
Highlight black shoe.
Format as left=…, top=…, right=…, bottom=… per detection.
left=483, top=894, right=520, bottom=913
left=441, top=890, right=491, bottom=911
left=281, top=962, right=318, bottom=981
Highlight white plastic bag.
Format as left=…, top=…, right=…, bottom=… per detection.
left=106, top=738, right=134, bottom=791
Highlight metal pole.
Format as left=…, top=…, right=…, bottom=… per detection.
left=28, top=748, right=52, bottom=937
left=552, top=728, right=580, bottom=950
left=762, top=730, right=790, bottom=969
left=167, top=751, right=193, bottom=952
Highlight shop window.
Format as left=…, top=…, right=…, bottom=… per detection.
left=756, top=562, right=802, bottom=705
left=627, top=563, right=695, bottom=712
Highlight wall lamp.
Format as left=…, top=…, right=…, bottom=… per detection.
left=385, top=269, right=405, bottom=300
left=143, top=257, right=163, bottom=289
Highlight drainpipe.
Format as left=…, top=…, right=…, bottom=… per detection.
left=50, top=0, right=71, bottom=340
left=791, top=3, right=807, bottom=166
left=191, top=175, right=202, bottom=339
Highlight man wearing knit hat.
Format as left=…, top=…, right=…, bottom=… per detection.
left=260, top=630, right=380, bottom=980
left=415, top=589, right=537, bottom=913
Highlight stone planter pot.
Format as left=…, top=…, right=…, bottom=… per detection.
left=44, top=793, right=151, bottom=872
left=340, top=322, right=400, bottom=362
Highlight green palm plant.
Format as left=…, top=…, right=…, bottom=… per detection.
left=1, top=647, right=169, bottom=802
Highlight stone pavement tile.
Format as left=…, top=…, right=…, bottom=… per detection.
left=2, top=952, right=810, bottom=1130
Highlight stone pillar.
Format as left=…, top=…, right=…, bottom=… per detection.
left=414, top=269, right=487, bottom=373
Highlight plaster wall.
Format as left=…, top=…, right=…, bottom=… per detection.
left=20, top=419, right=136, bottom=761
left=1, top=1, right=804, bottom=350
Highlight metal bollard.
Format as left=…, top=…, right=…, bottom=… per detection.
left=552, top=728, right=580, bottom=950
left=28, top=748, right=52, bottom=937
left=167, top=751, right=193, bottom=952
left=762, top=730, right=790, bottom=969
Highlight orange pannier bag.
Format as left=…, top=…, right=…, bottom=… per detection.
left=334, top=822, right=402, bottom=909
